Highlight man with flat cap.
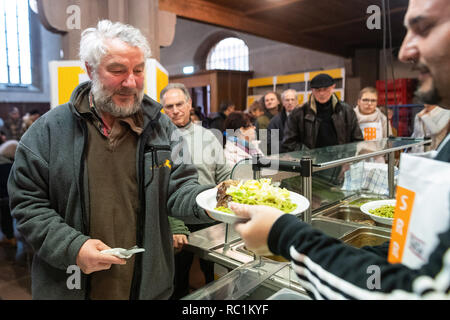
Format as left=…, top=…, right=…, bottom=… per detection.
left=282, top=73, right=363, bottom=152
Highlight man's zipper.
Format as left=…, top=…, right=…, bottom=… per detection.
left=77, top=117, right=91, bottom=300
left=129, top=114, right=162, bottom=300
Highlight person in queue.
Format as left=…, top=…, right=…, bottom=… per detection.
left=21, top=109, right=41, bottom=135
left=267, top=89, right=299, bottom=154
left=354, top=87, right=392, bottom=141
left=282, top=73, right=363, bottom=151
left=7, top=20, right=215, bottom=300
left=255, top=91, right=282, bottom=154
left=160, top=83, right=231, bottom=299
left=0, top=107, right=23, bottom=141
left=232, top=0, right=450, bottom=299
left=208, top=100, right=236, bottom=133
left=410, top=104, right=450, bottom=153
left=255, top=92, right=282, bottom=131
left=190, top=107, right=205, bottom=127
left=248, top=100, right=265, bottom=122
left=224, top=111, right=264, bottom=165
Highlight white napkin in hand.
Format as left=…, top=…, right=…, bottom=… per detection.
left=100, top=245, right=145, bottom=259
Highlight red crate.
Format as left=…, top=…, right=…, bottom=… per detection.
left=376, top=79, right=416, bottom=91
left=376, top=78, right=417, bottom=105
left=397, top=121, right=409, bottom=137
left=378, top=92, right=413, bottom=105
left=378, top=91, right=413, bottom=99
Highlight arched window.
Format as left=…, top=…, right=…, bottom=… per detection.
left=0, top=0, right=32, bottom=85
left=206, top=37, right=249, bottom=71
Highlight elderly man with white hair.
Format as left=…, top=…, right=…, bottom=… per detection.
left=267, top=89, right=299, bottom=154
left=8, top=20, right=215, bottom=300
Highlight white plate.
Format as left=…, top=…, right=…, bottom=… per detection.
left=360, top=199, right=396, bottom=226
left=196, top=187, right=310, bottom=224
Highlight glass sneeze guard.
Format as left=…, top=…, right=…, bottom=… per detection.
left=265, top=138, right=430, bottom=171
left=230, top=137, right=431, bottom=218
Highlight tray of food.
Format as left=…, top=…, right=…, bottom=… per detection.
left=196, top=179, right=310, bottom=224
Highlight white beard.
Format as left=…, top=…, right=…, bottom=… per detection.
left=90, top=76, right=144, bottom=117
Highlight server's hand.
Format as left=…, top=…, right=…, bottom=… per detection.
left=231, top=203, right=283, bottom=256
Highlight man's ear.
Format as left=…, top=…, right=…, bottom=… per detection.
left=85, top=62, right=94, bottom=79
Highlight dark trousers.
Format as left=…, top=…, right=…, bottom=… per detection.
left=170, top=250, right=215, bottom=300
left=170, top=222, right=217, bottom=300
left=0, top=198, right=14, bottom=239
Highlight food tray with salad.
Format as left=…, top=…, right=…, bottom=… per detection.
left=196, top=179, right=310, bottom=224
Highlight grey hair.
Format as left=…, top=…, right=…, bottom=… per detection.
left=0, top=140, right=18, bottom=160
left=79, top=20, right=151, bottom=71
left=281, top=89, right=297, bottom=100
left=160, top=83, right=191, bottom=106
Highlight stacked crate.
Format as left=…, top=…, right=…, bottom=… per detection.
left=376, top=78, right=417, bottom=105
left=376, top=78, right=418, bottom=137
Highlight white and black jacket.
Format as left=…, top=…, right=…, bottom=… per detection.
left=267, top=136, right=450, bottom=300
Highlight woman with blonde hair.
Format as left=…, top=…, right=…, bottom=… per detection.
left=354, top=87, right=392, bottom=140
left=354, top=87, right=392, bottom=141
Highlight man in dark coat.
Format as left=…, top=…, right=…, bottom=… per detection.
left=208, top=101, right=235, bottom=133
left=282, top=74, right=363, bottom=152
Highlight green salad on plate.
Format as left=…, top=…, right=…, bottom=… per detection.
left=215, top=179, right=297, bottom=214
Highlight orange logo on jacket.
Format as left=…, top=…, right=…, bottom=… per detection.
left=150, top=159, right=172, bottom=170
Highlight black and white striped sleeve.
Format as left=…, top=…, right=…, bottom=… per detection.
left=267, top=214, right=450, bottom=299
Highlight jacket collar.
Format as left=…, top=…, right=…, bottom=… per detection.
left=309, top=93, right=339, bottom=114
left=68, top=81, right=163, bottom=128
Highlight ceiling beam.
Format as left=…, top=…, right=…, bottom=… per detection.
left=159, top=0, right=348, bottom=56
left=244, top=0, right=304, bottom=16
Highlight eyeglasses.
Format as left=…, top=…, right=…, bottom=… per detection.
left=361, top=99, right=378, bottom=104
left=163, top=101, right=187, bottom=111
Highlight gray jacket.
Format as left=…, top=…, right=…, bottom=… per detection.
left=7, top=82, right=214, bottom=299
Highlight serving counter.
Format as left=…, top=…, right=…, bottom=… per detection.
left=183, top=138, right=430, bottom=300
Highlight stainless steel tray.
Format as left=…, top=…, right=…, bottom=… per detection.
left=339, top=227, right=391, bottom=248
left=320, top=206, right=385, bottom=227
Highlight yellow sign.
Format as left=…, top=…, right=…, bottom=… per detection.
left=57, top=66, right=86, bottom=106
left=277, top=73, right=305, bottom=84
left=309, top=68, right=344, bottom=80
left=49, top=59, right=169, bottom=108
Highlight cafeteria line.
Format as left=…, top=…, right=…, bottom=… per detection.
left=0, top=0, right=449, bottom=301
